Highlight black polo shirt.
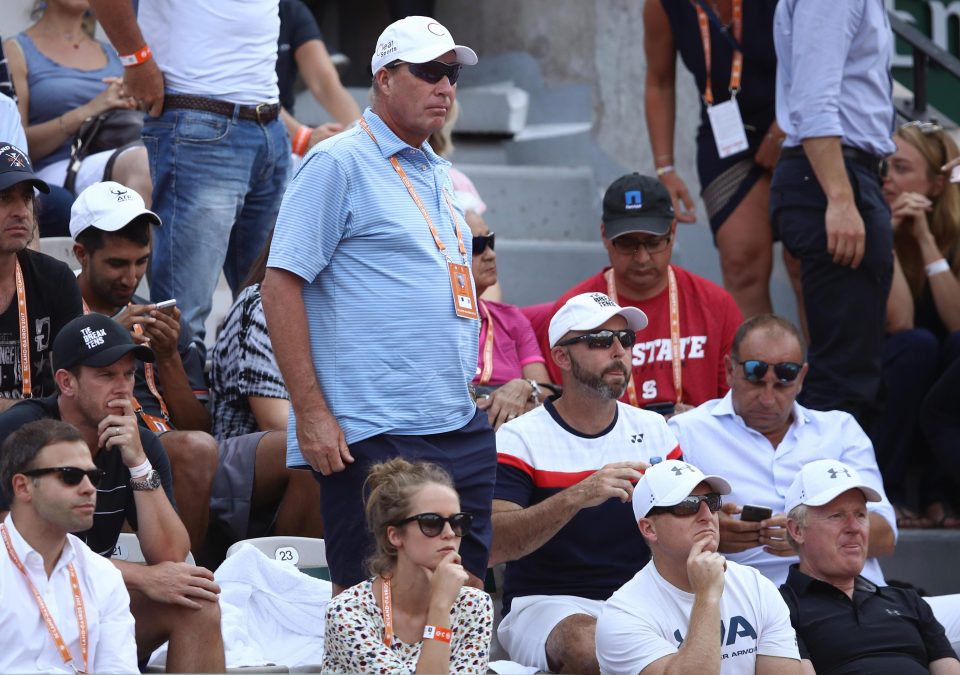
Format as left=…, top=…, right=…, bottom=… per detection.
left=780, top=565, right=956, bottom=674
left=0, top=395, right=175, bottom=556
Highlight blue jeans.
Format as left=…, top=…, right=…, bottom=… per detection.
left=142, top=106, right=290, bottom=349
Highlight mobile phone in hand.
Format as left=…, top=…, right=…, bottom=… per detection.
left=155, top=299, right=177, bottom=311
left=740, top=505, right=773, bottom=522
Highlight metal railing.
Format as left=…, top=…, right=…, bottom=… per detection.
left=888, top=11, right=960, bottom=121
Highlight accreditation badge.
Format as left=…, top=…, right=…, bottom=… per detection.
left=707, top=99, right=749, bottom=159
left=447, top=262, right=479, bottom=320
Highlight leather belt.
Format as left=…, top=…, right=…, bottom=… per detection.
left=781, top=144, right=887, bottom=178
left=163, top=95, right=280, bottom=124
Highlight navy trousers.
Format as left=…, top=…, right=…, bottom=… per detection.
left=771, top=154, right=893, bottom=430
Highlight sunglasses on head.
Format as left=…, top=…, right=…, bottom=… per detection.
left=556, top=329, right=636, bottom=350
left=22, top=466, right=105, bottom=487
left=472, top=232, right=495, bottom=255
left=389, top=60, right=462, bottom=85
left=394, top=512, right=474, bottom=537
left=737, top=359, right=803, bottom=383
left=649, top=493, right=722, bottom=517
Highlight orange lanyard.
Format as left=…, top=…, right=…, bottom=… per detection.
left=605, top=266, right=683, bottom=406
left=131, top=323, right=170, bottom=421
left=2, top=524, right=89, bottom=674
left=81, top=299, right=170, bottom=422
left=15, top=259, right=33, bottom=399
left=476, top=300, right=495, bottom=384
left=695, top=0, right=743, bottom=106
left=380, top=577, right=395, bottom=647
left=358, top=117, right=468, bottom=265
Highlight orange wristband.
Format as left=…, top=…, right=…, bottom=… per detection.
left=422, top=625, right=452, bottom=643
left=292, top=125, right=312, bottom=156
left=119, top=45, right=152, bottom=67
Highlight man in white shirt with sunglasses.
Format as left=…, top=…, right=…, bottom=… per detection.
left=0, top=419, right=137, bottom=673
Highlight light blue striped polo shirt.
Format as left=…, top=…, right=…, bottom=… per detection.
left=269, top=108, right=479, bottom=465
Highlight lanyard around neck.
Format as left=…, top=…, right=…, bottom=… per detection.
left=695, top=0, right=743, bottom=106
left=380, top=576, right=395, bottom=647
left=605, top=266, right=683, bottom=406
left=477, top=300, right=495, bottom=384
left=358, top=117, right=467, bottom=264
left=15, top=258, right=33, bottom=399
left=2, top=523, right=89, bottom=674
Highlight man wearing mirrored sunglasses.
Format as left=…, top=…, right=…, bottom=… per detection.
left=492, top=292, right=682, bottom=674
left=262, top=16, right=495, bottom=596
left=668, top=314, right=896, bottom=590
left=597, top=459, right=801, bottom=675
left=0, top=419, right=138, bottom=673
left=0, top=313, right=225, bottom=671
left=538, top=173, right=743, bottom=417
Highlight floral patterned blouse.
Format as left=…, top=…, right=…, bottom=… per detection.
left=321, top=578, right=493, bottom=674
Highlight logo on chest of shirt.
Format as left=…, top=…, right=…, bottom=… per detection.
left=632, top=336, right=707, bottom=367
left=674, top=615, right=757, bottom=650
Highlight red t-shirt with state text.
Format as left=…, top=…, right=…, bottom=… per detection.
left=537, top=266, right=742, bottom=408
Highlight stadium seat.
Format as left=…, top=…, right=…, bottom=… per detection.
left=38, top=236, right=77, bottom=268
left=225, top=536, right=329, bottom=581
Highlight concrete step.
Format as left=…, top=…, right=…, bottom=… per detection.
left=882, top=529, right=960, bottom=595
left=495, top=239, right=609, bottom=307
left=458, top=163, right=599, bottom=242
left=455, top=82, right=529, bottom=135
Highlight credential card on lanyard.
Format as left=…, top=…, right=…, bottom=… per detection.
left=707, top=99, right=749, bottom=159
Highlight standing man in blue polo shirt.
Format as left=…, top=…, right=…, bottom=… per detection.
left=770, top=0, right=895, bottom=429
left=262, top=16, right=491, bottom=594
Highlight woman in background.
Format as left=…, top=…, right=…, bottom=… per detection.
left=877, top=120, right=960, bottom=528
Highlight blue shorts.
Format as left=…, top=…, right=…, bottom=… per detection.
left=317, top=408, right=496, bottom=587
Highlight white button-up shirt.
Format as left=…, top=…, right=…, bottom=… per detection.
left=0, top=514, right=137, bottom=673
left=669, top=392, right=897, bottom=586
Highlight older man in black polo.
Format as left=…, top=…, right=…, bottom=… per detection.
left=782, top=459, right=960, bottom=674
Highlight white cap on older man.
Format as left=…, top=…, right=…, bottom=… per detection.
left=548, top=292, right=648, bottom=348
left=70, top=181, right=160, bottom=240
left=370, top=16, right=478, bottom=75
left=784, top=459, right=882, bottom=514
left=632, top=459, right=732, bottom=521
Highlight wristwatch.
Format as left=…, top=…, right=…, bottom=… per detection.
left=130, top=469, right=161, bottom=491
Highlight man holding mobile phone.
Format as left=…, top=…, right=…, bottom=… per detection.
left=668, top=314, right=896, bottom=587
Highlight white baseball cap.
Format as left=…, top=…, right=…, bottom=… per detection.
left=370, top=16, right=478, bottom=75
left=633, top=459, right=732, bottom=521
left=70, top=181, right=160, bottom=240
left=548, top=292, right=648, bottom=348
left=785, top=459, right=882, bottom=514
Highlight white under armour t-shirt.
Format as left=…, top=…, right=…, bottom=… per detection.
left=138, top=0, right=280, bottom=104
left=596, top=559, right=799, bottom=675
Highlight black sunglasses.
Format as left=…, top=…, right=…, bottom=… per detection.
left=22, top=466, right=105, bottom=487
left=389, top=60, right=462, bottom=85
left=649, top=493, right=722, bottom=517
left=737, top=359, right=803, bottom=383
left=556, top=329, right=636, bottom=350
left=472, top=232, right=495, bottom=255
left=394, top=512, right=474, bottom=537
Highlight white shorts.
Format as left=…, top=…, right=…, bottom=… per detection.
left=497, top=595, right=604, bottom=671
left=37, top=145, right=141, bottom=194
